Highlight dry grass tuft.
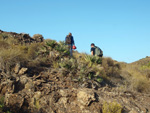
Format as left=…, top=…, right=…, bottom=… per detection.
left=102, top=101, right=122, bottom=113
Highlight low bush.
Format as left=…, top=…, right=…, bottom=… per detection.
left=102, top=57, right=121, bottom=78
left=45, top=39, right=57, bottom=50
left=123, top=61, right=150, bottom=93
left=83, top=55, right=102, bottom=67
left=27, top=43, right=43, bottom=59
left=102, top=101, right=122, bottom=113
left=131, top=76, right=150, bottom=93
left=127, top=68, right=150, bottom=93
left=55, top=41, right=70, bottom=56
left=0, top=47, right=27, bottom=73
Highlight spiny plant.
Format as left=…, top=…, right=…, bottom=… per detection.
left=55, top=41, right=70, bottom=56
left=83, top=54, right=102, bottom=67
left=59, top=58, right=78, bottom=71
left=45, top=39, right=57, bottom=49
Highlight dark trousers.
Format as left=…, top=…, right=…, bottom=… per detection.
left=67, top=44, right=73, bottom=56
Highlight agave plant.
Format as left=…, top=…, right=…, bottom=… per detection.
left=83, top=55, right=102, bottom=67
left=55, top=41, right=70, bottom=56
left=45, top=40, right=57, bottom=49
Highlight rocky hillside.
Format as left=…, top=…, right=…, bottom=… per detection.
left=0, top=30, right=150, bottom=113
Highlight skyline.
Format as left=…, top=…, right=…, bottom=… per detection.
left=0, top=0, right=150, bottom=63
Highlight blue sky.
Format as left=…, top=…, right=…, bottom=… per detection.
left=0, top=0, right=150, bottom=63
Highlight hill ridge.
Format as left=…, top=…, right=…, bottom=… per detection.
left=0, top=30, right=150, bottom=113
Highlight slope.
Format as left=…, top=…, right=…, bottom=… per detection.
left=0, top=30, right=150, bottom=113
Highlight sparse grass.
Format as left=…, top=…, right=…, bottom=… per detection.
left=102, top=101, right=122, bottom=113
left=127, top=67, right=150, bottom=93
left=103, top=57, right=120, bottom=75
left=122, top=59, right=150, bottom=93
left=0, top=47, right=28, bottom=73
left=131, top=75, right=150, bottom=92
left=0, top=38, right=47, bottom=74
left=0, top=41, right=10, bottom=49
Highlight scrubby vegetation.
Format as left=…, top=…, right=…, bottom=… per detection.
left=121, top=58, right=150, bottom=93
left=102, top=101, right=122, bottom=113
left=0, top=31, right=122, bottom=112
left=0, top=30, right=150, bottom=113
left=0, top=32, right=121, bottom=85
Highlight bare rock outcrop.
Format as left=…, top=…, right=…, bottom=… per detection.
left=0, top=30, right=44, bottom=44
left=0, top=69, right=150, bottom=113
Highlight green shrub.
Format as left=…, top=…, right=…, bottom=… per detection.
left=45, top=39, right=57, bottom=49
left=102, top=101, right=122, bottom=113
left=55, top=41, right=70, bottom=56
left=83, top=55, right=102, bottom=67
left=59, top=58, right=78, bottom=70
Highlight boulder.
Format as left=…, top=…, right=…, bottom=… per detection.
left=77, top=88, right=96, bottom=106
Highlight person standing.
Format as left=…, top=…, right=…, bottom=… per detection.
left=65, top=33, right=75, bottom=56
left=91, top=43, right=103, bottom=57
